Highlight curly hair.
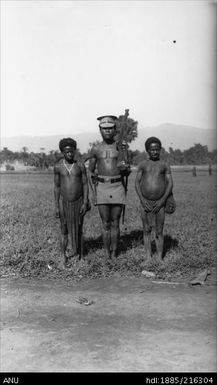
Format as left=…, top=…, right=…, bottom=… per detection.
left=145, top=137, right=162, bottom=151
left=59, top=138, right=77, bottom=152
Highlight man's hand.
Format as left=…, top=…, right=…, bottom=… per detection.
left=152, top=198, right=165, bottom=213
left=123, top=165, right=131, bottom=176
left=91, top=173, right=98, bottom=185
left=141, top=198, right=152, bottom=212
left=80, top=201, right=91, bottom=216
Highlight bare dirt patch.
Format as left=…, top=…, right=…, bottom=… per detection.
left=1, top=276, right=216, bottom=372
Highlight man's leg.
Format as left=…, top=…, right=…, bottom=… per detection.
left=98, top=205, right=111, bottom=259
left=78, top=216, right=84, bottom=260
left=141, top=208, right=152, bottom=260
left=59, top=201, right=69, bottom=268
left=110, top=204, right=123, bottom=258
left=60, top=235, right=68, bottom=266
left=68, top=201, right=83, bottom=259
left=155, top=207, right=165, bottom=260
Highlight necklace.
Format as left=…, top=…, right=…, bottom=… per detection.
left=63, top=160, right=74, bottom=175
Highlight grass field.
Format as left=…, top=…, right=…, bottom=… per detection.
left=0, top=170, right=216, bottom=281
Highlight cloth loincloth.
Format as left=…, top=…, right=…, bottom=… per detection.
left=96, top=175, right=126, bottom=205
left=140, top=199, right=156, bottom=213
left=59, top=196, right=83, bottom=252
left=141, top=193, right=176, bottom=214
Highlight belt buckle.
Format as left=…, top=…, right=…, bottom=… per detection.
left=105, top=177, right=110, bottom=183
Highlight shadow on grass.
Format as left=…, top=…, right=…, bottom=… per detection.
left=163, top=234, right=179, bottom=254
left=151, top=234, right=179, bottom=257
left=119, top=230, right=143, bottom=252
left=83, top=235, right=103, bottom=255
left=84, top=229, right=143, bottom=255
left=83, top=230, right=178, bottom=256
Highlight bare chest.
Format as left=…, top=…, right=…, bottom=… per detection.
left=143, top=161, right=166, bottom=177
left=60, top=162, right=81, bottom=177
left=97, top=147, right=119, bottom=160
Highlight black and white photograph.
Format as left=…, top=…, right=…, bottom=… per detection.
left=0, top=0, right=216, bottom=377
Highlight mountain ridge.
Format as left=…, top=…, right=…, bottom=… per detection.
left=1, top=123, right=216, bottom=153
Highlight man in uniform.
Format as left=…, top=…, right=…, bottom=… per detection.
left=88, top=115, right=131, bottom=259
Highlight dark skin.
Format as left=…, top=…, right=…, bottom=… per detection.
left=54, top=145, right=89, bottom=267
left=135, top=142, right=173, bottom=260
left=88, top=126, right=130, bottom=259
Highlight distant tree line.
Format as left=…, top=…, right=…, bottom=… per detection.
left=0, top=147, right=60, bottom=170
left=2, top=109, right=215, bottom=168
left=129, top=143, right=217, bottom=166
left=1, top=143, right=216, bottom=169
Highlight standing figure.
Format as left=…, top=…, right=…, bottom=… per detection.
left=135, top=137, right=175, bottom=260
left=88, top=115, right=131, bottom=259
left=192, top=166, right=197, bottom=177
left=208, top=163, right=212, bottom=176
left=54, top=138, right=89, bottom=268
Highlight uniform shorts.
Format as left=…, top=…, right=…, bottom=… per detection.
left=96, top=177, right=126, bottom=205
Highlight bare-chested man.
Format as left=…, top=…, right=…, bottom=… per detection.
left=135, top=137, right=175, bottom=260
left=54, top=138, right=89, bottom=268
left=88, top=115, right=131, bottom=259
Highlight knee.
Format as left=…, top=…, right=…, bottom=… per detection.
left=155, top=227, right=163, bottom=237
left=61, top=225, right=68, bottom=236
left=102, top=221, right=111, bottom=231
left=111, top=219, right=119, bottom=229
left=143, top=224, right=152, bottom=234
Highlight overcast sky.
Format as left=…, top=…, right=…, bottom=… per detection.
left=1, top=0, right=216, bottom=138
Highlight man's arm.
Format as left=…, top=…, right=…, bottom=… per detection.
left=135, top=163, right=152, bottom=211
left=88, top=148, right=98, bottom=205
left=80, top=164, right=89, bottom=215
left=164, top=169, right=173, bottom=200
left=54, top=164, right=61, bottom=218
left=88, top=147, right=97, bottom=179
left=135, top=166, right=144, bottom=202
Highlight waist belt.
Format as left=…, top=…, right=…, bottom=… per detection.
left=97, top=176, right=122, bottom=183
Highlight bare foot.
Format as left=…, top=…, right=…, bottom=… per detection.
left=111, top=250, right=117, bottom=260
left=104, top=250, right=111, bottom=260
left=154, top=253, right=163, bottom=262
left=59, top=262, right=68, bottom=270
left=58, top=257, right=70, bottom=270
left=144, top=253, right=152, bottom=262
left=68, top=249, right=78, bottom=258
